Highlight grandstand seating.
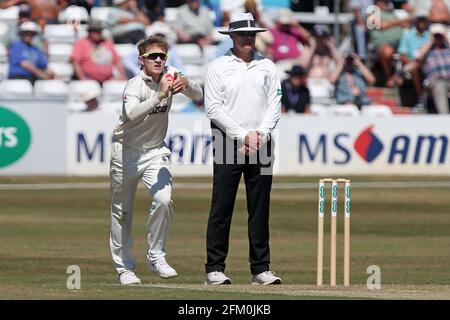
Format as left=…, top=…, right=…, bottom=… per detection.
left=90, top=7, right=113, bottom=23
left=48, top=43, right=73, bottom=63
left=114, top=43, right=135, bottom=60
left=44, top=24, right=77, bottom=44
left=48, top=62, right=74, bottom=82
left=0, top=43, right=6, bottom=63
left=328, top=104, right=360, bottom=116
left=0, top=63, right=8, bottom=80
left=0, top=5, right=18, bottom=22
left=34, top=79, right=68, bottom=98
left=309, top=104, right=329, bottom=116
left=174, top=43, right=203, bottom=65
left=361, top=104, right=393, bottom=117
left=307, top=78, right=334, bottom=105
left=102, top=80, right=127, bottom=101
left=183, top=64, right=205, bottom=85
left=163, top=7, right=178, bottom=25
left=0, top=79, right=33, bottom=97
left=58, top=5, right=90, bottom=25
left=68, top=80, right=102, bottom=101
left=0, top=21, right=8, bottom=38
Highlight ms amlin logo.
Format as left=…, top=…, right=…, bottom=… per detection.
left=299, top=124, right=449, bottom=165
left=0, top=106, right=31, bottom=168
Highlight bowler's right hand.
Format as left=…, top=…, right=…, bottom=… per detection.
left=159, top=75, right=173, bottom=98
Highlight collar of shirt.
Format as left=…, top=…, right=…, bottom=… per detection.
left=224, top=49, right=264, bottom=67
left=140, top=70, right=159, bottom=83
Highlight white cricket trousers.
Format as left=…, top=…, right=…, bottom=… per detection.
left=109, top=141, right=173, bottom=274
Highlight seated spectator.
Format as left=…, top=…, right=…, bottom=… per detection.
left=204, top=0, right=223, bottom=27
left=416, top=24, right=450, bottom=114
left=71, top=20, right=127, bottom=84
left=64, top=0, right=94, bottom=14
left=108, top=0, right=150, bottom=44
left=330, top=54, right=376, bottom=109
left=175, top=0, right=214, bottom=50
left=244, top=0, right=273, bottom=56
left=81, top=88, right=102, bottom=112
left=140, top=0, right=165, bottom=23
left=2, top=4, right=48, bottom=55
left=304, top=25, right=341, bottom=80
left=8, top=22, right=55, bottom=84
left=267, top=8, right=311, bottom=65
left=122, top=21, right=185, bottom=78
left=29, top=0, right=63, bottom=30
left=0, top=0, right=21, bottom=9
left=369, top=0, right=412, bottom=87
left=349, top=0, right=373, bottom=61
left=398, top=15, right=430, bottom=102
left=409, top=0, right=450, bottom=24
left=220, top=0, right=263, bottom=26
left=281, top=65, right=311, bottom=113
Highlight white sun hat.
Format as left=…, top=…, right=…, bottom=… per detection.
left=19, top=21, right=41, bottom=34
left=218, top=12, right=266, bottom=34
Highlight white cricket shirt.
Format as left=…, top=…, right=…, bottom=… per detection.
left=113, top=67, right=203, bottom=149
left=204, top=50, right=282, bottom=142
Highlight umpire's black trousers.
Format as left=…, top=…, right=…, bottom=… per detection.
left=205, top=123, right=274, bottom=275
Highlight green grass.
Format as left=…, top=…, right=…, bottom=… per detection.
left=0, top=176, right=449, bottom=299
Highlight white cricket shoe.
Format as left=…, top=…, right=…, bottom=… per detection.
left=205, top=271, right=231, bottom=285
left=148, top=258, right=178, bottom=279
left=251, top=271, right=282, bottom=285
left=119, top=270, right=141, bottom=285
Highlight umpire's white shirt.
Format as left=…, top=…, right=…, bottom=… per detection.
left=204, top=50, right=282, bottom=142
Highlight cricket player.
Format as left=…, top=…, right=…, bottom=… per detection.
left=109, top=35, right=203, bottom=285
left=203, top=12, right=282, bottom=285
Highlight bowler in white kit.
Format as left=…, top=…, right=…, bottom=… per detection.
left=109, top=35, right=203, bottom=285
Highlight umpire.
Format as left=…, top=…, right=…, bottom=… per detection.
left=203, top=12, right=282, bottom=285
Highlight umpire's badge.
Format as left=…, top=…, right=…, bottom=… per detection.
left=264, top=74, right=269, bottom=87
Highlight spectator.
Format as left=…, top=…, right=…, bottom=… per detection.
left=409, top=0, right=450, bottom=24
left=2, top=4, right=48, bottom=55
left=140, top=0, right=165, bottom=23
left=58, top=0, right=94, bottom=14
left=204, top=0, right=222, bottom=27
left=244, top=0, right=273, bottom=56
left=398, top=15, right=430, bottom=102
left=122, top=21, right=185, bottom=78
left=28, top=0, right=63, bottom=30
left=220, top=0, right=263, bottom=26
left=81, top=88, right=102, bottom=112
left=175, top=0, right=214, bottom=50
left=349, top=0, right=373, bottom=61
left=71, top=20, right=127, bottom=83
left=304, top=25, right=341, bottom=80
left=267, top=8, right=311, bottom=65
left=0, top=0, right=21, bottom=9
left=369, top=0, right=412, bottom=87
left=8, top=21, right=55, bottom=84
left=417, top=24, right=450, bottom=114
left=330, top=53, right=376, bottom=109
left=281, top=65, right=311, bottom=113
left=108, top=0, right=150, bottom=44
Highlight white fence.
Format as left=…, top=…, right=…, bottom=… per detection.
left=2, top=100, right=450, bottom=176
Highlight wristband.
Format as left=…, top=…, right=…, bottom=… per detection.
left=159, top=91, right=166, bottom=100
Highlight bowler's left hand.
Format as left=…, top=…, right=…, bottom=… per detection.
left=171, top=75, right=189, bottom=94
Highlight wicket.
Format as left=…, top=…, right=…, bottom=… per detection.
left=317, top=178, right=351, bottom=287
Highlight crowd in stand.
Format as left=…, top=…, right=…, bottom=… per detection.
left=0, top=0, right=449, bottom=114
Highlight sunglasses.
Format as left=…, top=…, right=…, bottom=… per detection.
left=141, top=52, right=168, bottom=61
left=235, top=32, right=257, bottom=37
